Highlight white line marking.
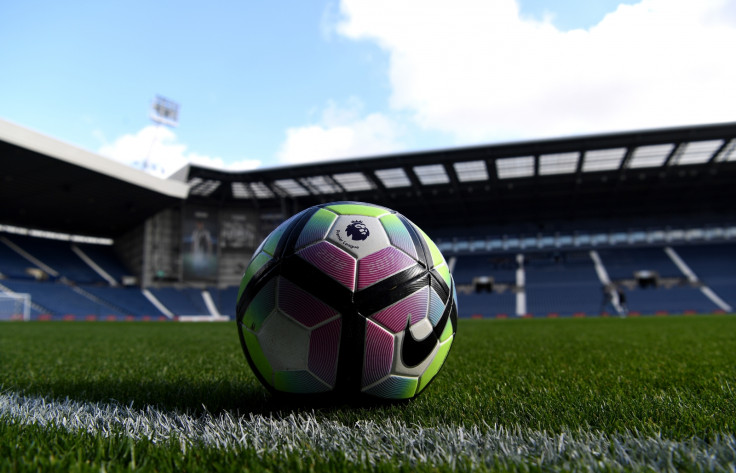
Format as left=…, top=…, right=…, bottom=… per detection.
left=664, top=246, right=698, bottom=283
left=590, top=250, right=624, bottom=315
left=700, top=286, right=733, bottom=313
left=665, top=246, right=733, bottom=312
left=142, top=289, right=174, bottom=318
left=516, top=253, right=526, bottom=316
left=71, top=244, right=119, bottom=286
left=2, top=391, right=734, bottom=470
left=0, top=236, right=58, bottom=277
left=201, top=290, right=221, bottom=317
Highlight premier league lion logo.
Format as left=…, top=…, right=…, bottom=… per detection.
left=345, top=220, right=370, bottom=241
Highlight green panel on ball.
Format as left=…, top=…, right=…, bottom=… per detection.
left=242, top=279, right=277, bottom=332
left=417, top=335, right=453, bottom=393
left=295, top=208, right=338, bottom=249
left=440, top=311, right=454, bottom=342
left=435, top=262, right=452, bottom=290
left=379, top=213, right=419, bottom=260
left=262, top=224, right=289, bottom=256
left=418, top=227, right=445, bottom=269
left=237, top=252, right=272, bottom=301
left=243, top=329, right=272, bottom=384
left=274, top=370, right=330, bottom=394
left=325, top=203, right=389, bottom=218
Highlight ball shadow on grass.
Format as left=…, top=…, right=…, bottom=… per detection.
left=9, top=376, right=413, bottom=419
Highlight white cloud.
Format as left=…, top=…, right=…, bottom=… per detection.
left=99, top=126, right=260, bottom=177
left=337, top=0, right=736, bottom=143
left=277, top=99, right=404, bottom=164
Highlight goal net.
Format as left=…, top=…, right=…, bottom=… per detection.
left=0, top=293, right=31, bottom=321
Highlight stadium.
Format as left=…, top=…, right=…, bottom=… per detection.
left=1, top=118, right=735, bottom=320
left=2, top=117, right=736, bottom=471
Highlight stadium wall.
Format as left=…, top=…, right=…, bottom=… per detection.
left=113, top=205, right=267, bottom=289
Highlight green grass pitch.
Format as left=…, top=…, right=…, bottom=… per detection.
left=2, top=316, right=735, bottom=472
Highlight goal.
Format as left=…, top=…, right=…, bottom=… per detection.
left=0, top=293, right=31, bottom=321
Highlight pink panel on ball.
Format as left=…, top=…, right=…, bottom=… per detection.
left=371, top=286, right=429, bottom=333
left=278, top=278, right=338, bottom=328
left=297, top=241, right=356, bottom=291
left=362, top=320, right=394, bottom=387
left=309, top=318, right=341, bottom=387
left=357, top=247, right=417, bottom=290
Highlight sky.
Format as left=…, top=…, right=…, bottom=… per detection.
left=1, top=0, right=734, bottom=177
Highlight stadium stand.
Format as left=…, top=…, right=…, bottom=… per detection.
left=524, top=251, right=601, bottom=316
left=4, top=229, right=736, bottom=320
left=623, top=286, right=718, bottom=315
left=526, top=282, right=602, bottom=317
left=2, top=228, right=734, bottom=319
left=458, top=291, right=516, bottom=318
left=80, top=285, right=165, bottom=317
left=0, top=236, right=43, bottom=279
left=74, top=242, right=133, bottom=285
left=452, top=254, right=517, bottom=286
left=209, top=286, right=240, bottom=318
left=1, top=279, right=125, bottom=316
left=597, top=247, right=682, bottom=281
left=148, top=287, right=210, bottom=316
left=3, top=234, right=106, bottom=283
left=2, top=120, right=735, bottom=320
left=671, top=243, right=736, bottom=310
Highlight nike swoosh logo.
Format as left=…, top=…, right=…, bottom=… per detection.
left=400, top=299, right=452, bottom=368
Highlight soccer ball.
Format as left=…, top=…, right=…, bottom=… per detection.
left=236, top=201, right=457, bottom=400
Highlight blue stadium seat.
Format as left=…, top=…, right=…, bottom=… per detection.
left=452, top=254, right=517, bottom=285
left=75, top=243, right=133, bottom=284
left=597, top=247, right=682, bottom=280
left=209, top=286, right=239, bottom=317
left=81, top=285, right=165, bottom=317
left=671, top=243, right=736, bottom=309
left=0, top=238, right=42, bottom=279
left=526, top=282, right=602, bottom=317
left=457, top=291, right=516, bottom=318
left=1, top=280, right=125, bottom=316
left=149, top=287, right=209, bottom=316
left=624, top=286, right=718, bottom=315
left=4, top=234, right=107, bottom=284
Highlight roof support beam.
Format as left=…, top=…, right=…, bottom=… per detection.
left=663, top=142, right=685, bottom=167
left=708, top=138, right=734, bottom=164
left=619, top=146, right=636, bottom=171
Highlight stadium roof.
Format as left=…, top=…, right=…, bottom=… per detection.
left=2, top=118, right=735, bottom=238
left=177, top=121, right=736, bottom=230
left=0, top=118, right=189, bottom=238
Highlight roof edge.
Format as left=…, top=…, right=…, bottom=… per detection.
left=0, top=118, right=189, bottom=199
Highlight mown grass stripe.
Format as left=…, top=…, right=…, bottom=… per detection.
left=2, top=390, right=735, bottom=472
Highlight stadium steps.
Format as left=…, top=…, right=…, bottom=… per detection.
left=590, top=250, right=624, bottom=315
left=209, top=286, right=239, bottom=318
left=74, top=242, right=134, bottom=285
left=69, top=284, right=132, bottom=316
left=141, top=289, right=175, bottom=318
left=622, top=286, right=718, bottom=315
left=201, top=290, right=221, bottom=316
left=458, top=291, right=516, bottom=318
left=0, top=235, right=58, bottom=279
left=3, top=234, right=107, bottom=283
left=147, top=287, right=211, bottom=316
left=71, top=244, right=119, bottom=286
left=665, top=246, right=733, bottom=312
left=80, top=285, right=169, bottom=318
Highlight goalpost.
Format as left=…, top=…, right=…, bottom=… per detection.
left=0, top=293, right=31, bottom=321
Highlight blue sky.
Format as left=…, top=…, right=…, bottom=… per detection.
left=1, top=0, right=734, bottom=176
